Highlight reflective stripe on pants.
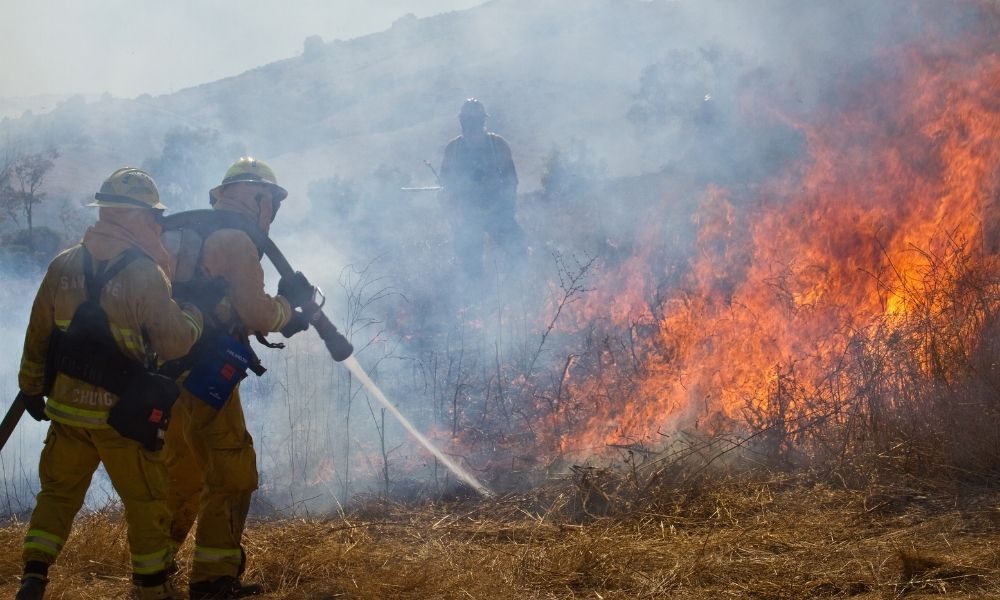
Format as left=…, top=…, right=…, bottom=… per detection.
left=132, top=546, right=175, bottom=575
left=23, top=528, right=64, bottom=557
left=23, top=421, right=173, bottom=573
left=193, top=545, right=242, bottom=565
left=165, top=386, right=258, bottom=583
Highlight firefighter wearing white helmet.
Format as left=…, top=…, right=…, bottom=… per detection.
left=163, top=156, right=311, bottom=599
left=440, top=98, right=526, bottom=281
left=15, top=167, right=204, bottom=600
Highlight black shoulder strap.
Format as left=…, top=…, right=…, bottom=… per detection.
left=161, top=210, right=267, bottom=263
left=82, top=247, right=144, bottom=302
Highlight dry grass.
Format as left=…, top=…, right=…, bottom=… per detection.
left=2, top=472, right=999, bottom=599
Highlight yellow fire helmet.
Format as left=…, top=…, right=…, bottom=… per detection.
left=88, top=167, right=166, bottom=211
left=209, top=156, right=288, bottom=204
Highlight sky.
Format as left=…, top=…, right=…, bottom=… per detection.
left=0, top=0, right=486, bottom=98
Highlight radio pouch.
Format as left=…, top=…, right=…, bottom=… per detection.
left=182, top=330, right=252, bottom=410
left=107, top=372, right=179, bottom=452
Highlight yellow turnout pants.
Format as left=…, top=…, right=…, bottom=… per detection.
left=164, top=385, right=258, bottom=583
left=23, top=421, right=174, bottom=577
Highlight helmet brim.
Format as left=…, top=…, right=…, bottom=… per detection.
left=210, top=179, right=288, bottom=202
left=88, top=194, right=168, bottom=211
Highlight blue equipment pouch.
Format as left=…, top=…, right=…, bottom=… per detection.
left=182, top=331, right=252, bottom=409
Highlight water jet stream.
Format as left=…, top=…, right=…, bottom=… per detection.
left=342, top=355, right=494, bottom=498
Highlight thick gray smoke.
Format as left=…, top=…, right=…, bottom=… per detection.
left=1, top=0, right=996, bottom=515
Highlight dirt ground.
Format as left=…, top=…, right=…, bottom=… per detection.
left=2, top=474, right=999, bottom=599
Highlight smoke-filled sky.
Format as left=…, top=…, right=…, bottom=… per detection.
left=0, top=0, right=485, bottom=98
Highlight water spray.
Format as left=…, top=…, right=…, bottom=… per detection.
left=342, top=355, right=493, bottom=497
left=160, top=211, right=494, bottom=499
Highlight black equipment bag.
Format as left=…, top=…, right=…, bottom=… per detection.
left=48, top=247, right=180, bottom=451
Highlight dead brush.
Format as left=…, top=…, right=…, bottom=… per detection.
left=2, top=468, right=1000, bottom=599
left=895, top=547, right=987, bottom=595
left=722, top=238, right=1000, bottom=485
left=0, top=506, right=135, bottom=599
left=856, top=242, right=1000, bottom=475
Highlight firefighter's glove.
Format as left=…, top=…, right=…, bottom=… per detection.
left=278, top=271, right=314, bottom=309
left=17, top=391, right=48, bottom=422
left=173, top=278, right=227, bottom=313
left=280, top=310, right=310, bottom=338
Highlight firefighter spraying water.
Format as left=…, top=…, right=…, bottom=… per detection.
left=162, top=215, right=491, bottom=490
left=156, top=158, right=492, bottom=597
left=161, top=208, right=493, bottom=499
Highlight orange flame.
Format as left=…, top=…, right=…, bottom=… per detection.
left=549, top=22, right=1000, bottom=456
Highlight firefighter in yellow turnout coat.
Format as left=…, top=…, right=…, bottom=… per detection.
left=163, top=157, right=312, bottom=599
left=14, top=168, right=204, bottom=600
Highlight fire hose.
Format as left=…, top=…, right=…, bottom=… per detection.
left=158, top=210, right=355, bottom=363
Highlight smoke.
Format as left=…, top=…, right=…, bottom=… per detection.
left=0, top=275, right=42, bottom=514
left=2, top=0, right=998, bottom=514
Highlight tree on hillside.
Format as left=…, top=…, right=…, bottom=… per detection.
left=1, top=148, right=58, bottom=250
left=0, top=145, right=14, bottom=220
left=41, top=95, right=91, bottom=150
left=303, top=35, right=325, bottom=61
left=9, top=226, right=62, bottom=259
left=539, top=139, right=606, bottom=204
left=143, top=127, right=237, bottom=210
left=309, top=175, right=359, bottom=220
left=627, top=46, right=803, bottom=183
left=58, top=196, right=91, bottom=243
left=307, top=166, right=415, bottom=249
left=365, top=164, right=411, bottom=206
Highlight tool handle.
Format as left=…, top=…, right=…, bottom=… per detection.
left=0, top=397, right=27, bottom=454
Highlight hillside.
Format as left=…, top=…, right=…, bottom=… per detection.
left=3, top=0, right=895, bottom=213
left=0, top=0, right=701, bottom=206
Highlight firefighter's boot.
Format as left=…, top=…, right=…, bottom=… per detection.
left=188, top=576, right=263, bottom=599
left=14, top=578, right=47, bottom=600
left=15, top=561, right=48, bottom=600
left=133, top=568, right=180, bottom=600
left=135, top=582, right=180, bottom=600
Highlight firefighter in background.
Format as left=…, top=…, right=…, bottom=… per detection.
left=439, top=98, right=526, bottom=280
left=13, top=168, right=204, bottom=600
left=163, top=157, right=312, bottom=599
